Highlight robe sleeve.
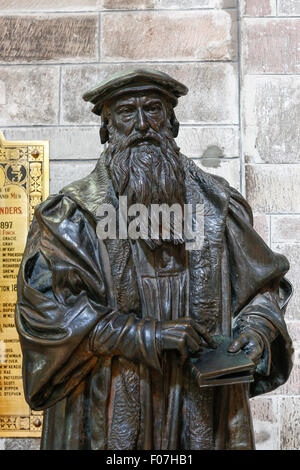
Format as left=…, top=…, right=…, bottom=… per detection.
left=225, top=187, right=294, bottom=397
left=15, top=194, right=161, bottom=411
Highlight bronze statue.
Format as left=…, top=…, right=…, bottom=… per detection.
left=15, top=69, right=293, bottom=450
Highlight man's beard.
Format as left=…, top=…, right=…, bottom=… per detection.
left=105, top=124, right=186, bottom=248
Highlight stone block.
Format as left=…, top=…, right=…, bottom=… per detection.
left=0, top=0, right=236, bottom=11
left=286, top=321, right=300, bottom=355
left=0, top=66, right=59, bottom=126
left=50, top=160, right=97, bottom=194
left=158, top=0, right=236, bottom=7
left=271, top=215, right=300, bottom=244
left=241, top=0, right=276, bottom=17
left=278, top=0, right=300, bottom=16
left=243, top=19, right=300, bottom=74
left=253, top=213, right=270, bottom=246
left=0, top=0, right=108, bottom=10
left=280, top=397, right=300, bottom=449
left=272, top=243, right=300, bottom=321
left=245, top=165, right=300, bottom=214
left=0, top=0, right=121, bottom=9
left=250, top=397, right=279, bottom=450
left=61, top=63, right=238, bottom=125
left=138, top=63, right=239, bottom=125
left=193, top=157, right=240, bottom=190
left=2, top=127, right=102, bottom=160
left=243, top=76, right=300, bottom=164
left=100, top=0, right=155, bottom=7
left=0, top=15, right=98, bottom=63
left=176, top=126, right=239, bottom=159
left=101, top=10, right=236, bottom=62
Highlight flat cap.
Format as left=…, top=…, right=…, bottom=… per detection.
left=82, top=68, right=188, bottom=116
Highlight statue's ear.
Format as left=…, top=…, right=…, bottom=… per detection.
left=100, top=119, right=109, bottom=144
left=170, top=109, right=179, bottom=138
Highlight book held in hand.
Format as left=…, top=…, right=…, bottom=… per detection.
left=189, top=335, right=255, bottom=388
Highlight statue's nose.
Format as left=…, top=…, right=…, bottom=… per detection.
left=135, top=108, right=148, bottom=132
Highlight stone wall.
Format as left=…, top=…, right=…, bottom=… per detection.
left=240, top=0, right=300, bottom=450
left=0, top=0, right=298, bottom=450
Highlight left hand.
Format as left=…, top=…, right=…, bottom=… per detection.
left=228, top=330, right=264, bottom=365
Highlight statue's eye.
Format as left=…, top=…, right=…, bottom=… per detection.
left=146, top=104, right=161, bottom=113
left=117, top=106, right=135, bottom=116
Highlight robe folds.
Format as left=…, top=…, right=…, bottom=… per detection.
left=15, top=152, right=293, bottom=450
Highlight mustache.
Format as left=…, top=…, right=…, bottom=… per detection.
left=125, top=130, right=162, bottom=147
left=106, top=121, right=180, bottom=158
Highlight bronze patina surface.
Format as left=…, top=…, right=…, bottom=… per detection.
left=16, top=69, right=293, bottom=449
left=0, top=131, right=48, bottom=437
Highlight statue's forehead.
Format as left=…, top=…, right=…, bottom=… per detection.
left=111, top=91, right=165, bottom=107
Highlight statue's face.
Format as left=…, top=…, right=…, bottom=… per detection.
left=108, top=92, right=168, bottom=146
left=105, top=90, right=185, bottom=227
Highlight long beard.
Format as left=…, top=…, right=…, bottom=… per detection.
left=105, top=125, right=186, bottom=248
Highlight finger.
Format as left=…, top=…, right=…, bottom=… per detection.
left=228, top=335, right=247, bottom=352
left=172, top=327, right=202, bottom=350
left=245, top=341, right=263, bottom=362
left=247, top=349, right=261, bottom=362
left=229, top=333, right=251, bottom=352
left=185, top=334, right=202, bottom=354
left=174, top=329, right=201, bottom=354
left=178, top=338, right=189, bottom=363
left=193, top=323, right=217, bottom=349
left=228, top=338, right=242, bottom=352
left=183, top=324, right=204, bottom=347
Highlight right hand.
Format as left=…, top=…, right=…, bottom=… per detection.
left=159, top=317, right=216, bottom=364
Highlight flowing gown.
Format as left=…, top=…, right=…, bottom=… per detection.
left=15, top=154, right=294, bottom=449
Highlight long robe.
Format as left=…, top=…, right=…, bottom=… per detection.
left=15, top=152, right=293, bottom=450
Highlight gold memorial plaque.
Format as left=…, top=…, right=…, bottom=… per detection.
left=0, top=131, right=49, bottom=437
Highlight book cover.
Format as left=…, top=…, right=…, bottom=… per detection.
left=189, top=335, right=255, bottom=388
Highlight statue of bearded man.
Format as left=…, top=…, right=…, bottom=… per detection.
left=16, top=69, right=293, bottom=450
